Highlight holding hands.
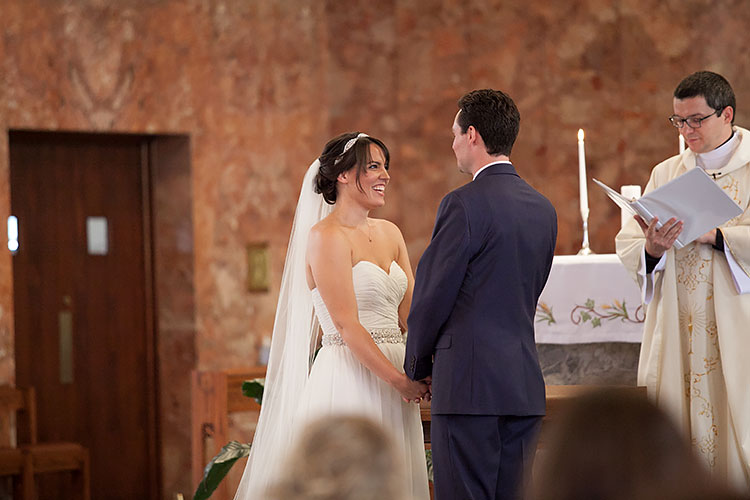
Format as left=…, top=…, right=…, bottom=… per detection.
left=395, top=374, right=431, bottom=404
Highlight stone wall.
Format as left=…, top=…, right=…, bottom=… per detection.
left=2, top=0, right=750, bottom=497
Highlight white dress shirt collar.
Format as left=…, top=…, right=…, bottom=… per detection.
left=473, top=160, right=512, bottom=181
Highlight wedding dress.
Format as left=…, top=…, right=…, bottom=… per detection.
left=295, top=260, right=430, bottom=499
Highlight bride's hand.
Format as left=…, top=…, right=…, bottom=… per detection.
left=422, top=376, right=432, bottom=401
left=394, top=374, right=429, bottom=403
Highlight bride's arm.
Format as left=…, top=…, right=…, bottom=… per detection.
left=308, top=225, right=427, bottom=401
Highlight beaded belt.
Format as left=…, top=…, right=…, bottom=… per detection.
left=321, top=328, right=404, bottom=347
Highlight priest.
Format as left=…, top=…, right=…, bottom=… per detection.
left=616, top=70, right=750, bottom=492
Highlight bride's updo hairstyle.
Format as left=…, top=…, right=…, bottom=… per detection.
left=315, top=132, right=390, bottom=205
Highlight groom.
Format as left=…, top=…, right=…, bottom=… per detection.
left=405, top=89, right=557, bottom=500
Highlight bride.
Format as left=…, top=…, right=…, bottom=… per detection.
left=234, top=132, right=431, bottom=499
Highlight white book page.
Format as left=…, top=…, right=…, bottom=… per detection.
left=634, top=168, right=742, bottom=248
left=592, top=179, right=637, bottom=216
left=594, top=169, right=742, bottom=249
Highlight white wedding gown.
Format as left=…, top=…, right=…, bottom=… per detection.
left=294, top=260, right=430, bottom=499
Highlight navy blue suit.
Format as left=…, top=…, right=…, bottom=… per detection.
left=405, top=162, right=557, bottom=499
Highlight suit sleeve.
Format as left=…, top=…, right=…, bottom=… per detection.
left=405, top=192, right=472, bottom=380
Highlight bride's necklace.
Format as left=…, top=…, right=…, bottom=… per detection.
left=348, top=221, right=372, bottom=242
left=335, top=213, right=372, bottom=243
left=359, top=221, right=373, bottom=243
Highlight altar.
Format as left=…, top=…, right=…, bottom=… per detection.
left=534, top=254, right=644, bottom=344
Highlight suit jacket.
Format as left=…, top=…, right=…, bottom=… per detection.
left=405, top=162, right=557, bottom=415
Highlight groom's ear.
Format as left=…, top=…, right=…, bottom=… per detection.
left=467, top=125, right=478, bottom=145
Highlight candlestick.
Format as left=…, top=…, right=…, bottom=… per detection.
left=577, top=129, right=593, bottom=255
left=620, top=185, right=642, bottom=229
left=679, top=134, right=685, bottom=153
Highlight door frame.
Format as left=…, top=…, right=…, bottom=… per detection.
left=8, top=129, right=197, bottom=499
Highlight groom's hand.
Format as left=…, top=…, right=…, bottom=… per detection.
left=397, top=375, right=430, bottom=403
left=420, top=376, right=432, bottom=401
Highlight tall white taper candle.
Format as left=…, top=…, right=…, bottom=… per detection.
left=679, top=134, right=685, bottom=153
left=578, top=129, right=589, bottom=220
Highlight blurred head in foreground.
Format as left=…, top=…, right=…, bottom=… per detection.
left=267, top=415, right=407, bottom=500
left=528, top=388, right=743, bottom=500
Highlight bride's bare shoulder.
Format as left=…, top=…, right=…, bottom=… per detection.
left=311, top=215, right=341, bottom=235
left=309, top=217, right=348, bottom=247
left=371, top=218, right=405, bottom=242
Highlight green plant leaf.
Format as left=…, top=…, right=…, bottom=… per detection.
left=241, top=378, right=265, bottom=405
left=425, top=449, right=433, bottom=483
left=193, top=441, right=252, bottom=500
left=619, top=299, right=629, bottom=317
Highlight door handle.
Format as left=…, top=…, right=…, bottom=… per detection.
left=59, top=309, right=74, bottom=384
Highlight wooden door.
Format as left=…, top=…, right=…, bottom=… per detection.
left=9, top=131, right=159, bottom=500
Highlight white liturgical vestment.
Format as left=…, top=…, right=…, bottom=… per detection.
left=616, top=126, right=750, bottom=491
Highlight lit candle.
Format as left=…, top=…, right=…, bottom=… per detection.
left=679, top=134, right=685, bottom=153
left=578, top=129, right=589, bottom=221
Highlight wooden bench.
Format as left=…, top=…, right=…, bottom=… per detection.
left=419, top=384, right=647, bottom=446
left=191, top=367, right=266, bottom=500
left=192, top=368, right=646, bottom=500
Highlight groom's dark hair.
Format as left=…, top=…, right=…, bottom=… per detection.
left=457, top=89, right=520, bottom=157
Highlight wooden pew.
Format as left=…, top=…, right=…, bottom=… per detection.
left=419, top=384, right=647, bottom=447
left=191, top=367, right=266, bottom=500
left=192, top=367, right=646, bottom=500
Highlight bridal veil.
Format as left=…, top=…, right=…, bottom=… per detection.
left=234, top=159, right=333, bottom=499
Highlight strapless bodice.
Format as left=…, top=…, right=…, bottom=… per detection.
left=311, top=261, right=407, bottom=346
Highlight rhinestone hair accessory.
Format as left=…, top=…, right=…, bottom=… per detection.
left=335, top=133, right=369, bottom=164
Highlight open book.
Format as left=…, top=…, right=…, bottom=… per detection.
left=593, top=168, right=743, bottom=249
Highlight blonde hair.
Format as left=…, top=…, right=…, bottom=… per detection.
left=267, top=415, right=407, bottom=500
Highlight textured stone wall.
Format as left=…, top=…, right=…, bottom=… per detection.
left=2, top=0, right=750, bottom=497
left=0, top=1, right=332, bottom=497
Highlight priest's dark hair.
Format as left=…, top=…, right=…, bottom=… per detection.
left=674, top=71, right=736, bottom=124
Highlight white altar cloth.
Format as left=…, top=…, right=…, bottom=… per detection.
left=534, top=254, right=644, bottom=344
